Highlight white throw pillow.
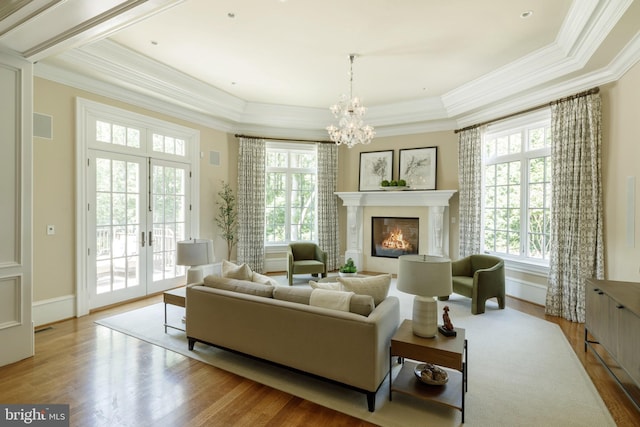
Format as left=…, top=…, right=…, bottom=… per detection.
left=222, top=260, right=253, bottom=280
left=252, top=271, right=279, bottom=287
left=309, top=280, right=344, bottom=291
left=337, top=274, right=392, bottom=305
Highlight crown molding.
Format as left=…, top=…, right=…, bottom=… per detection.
left=35, top=61, right=237, bottom=133
left=454, top=32, right=640, bottom=128
left=443, top=0, right=632, bottom=117
left=34, top=0, right=639, bottom=139
left=61, top=41, right=247, bottom=121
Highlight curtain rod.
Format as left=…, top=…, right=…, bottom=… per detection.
left=234, top=134, right=332, bottom=144
left=454, top=87, right=600, bottom=134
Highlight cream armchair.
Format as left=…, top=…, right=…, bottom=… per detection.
left=286, top=242, right=327, bottom=286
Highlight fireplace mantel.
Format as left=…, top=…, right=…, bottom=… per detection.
left=335, top=190, right=456, bottom=207
left=335, top=190, right=457, bottom=271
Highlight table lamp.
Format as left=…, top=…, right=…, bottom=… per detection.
left=397, top=254, right=452, bottom=338
left=177, top=239, right=214, bottom=284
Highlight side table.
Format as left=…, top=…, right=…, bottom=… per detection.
left=390, top=319, right=468, bottom=423
left=163, top=287, right=186, bottom=333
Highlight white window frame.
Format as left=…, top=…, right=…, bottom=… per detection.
left=482, top=110, right=552, bottom=276
left=264, top=141, right=318, bottom=247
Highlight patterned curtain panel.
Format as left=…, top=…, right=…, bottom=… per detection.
left=545, top=92, right=604, bottom=323
left=316, top=142, right=340, bottom=271
left=458, top=127, right=482, bottom=257
left=237, top=137, right=266, bottom=272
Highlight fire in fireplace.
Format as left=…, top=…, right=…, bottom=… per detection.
left=371, top=217, right=419, bottom=258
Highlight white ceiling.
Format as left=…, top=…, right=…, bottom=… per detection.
left=2, top=0, right=639, bottom=138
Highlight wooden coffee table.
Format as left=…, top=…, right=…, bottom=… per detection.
left=390, top=319, right=468, bottom=422
left=163, top=287, right=186, bottom=333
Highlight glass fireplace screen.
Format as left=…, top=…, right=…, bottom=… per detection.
left=371, top=217, right=419, bottom=258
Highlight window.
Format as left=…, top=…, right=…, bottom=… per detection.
left=265, top=142, right=317, bottom=244
left=482, top=111, right=552, bottom=266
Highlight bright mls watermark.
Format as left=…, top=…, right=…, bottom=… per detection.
left=0, top=405, right=69, bottom=426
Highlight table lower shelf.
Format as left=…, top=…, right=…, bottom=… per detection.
left=391, top=360, right=463, bottom=411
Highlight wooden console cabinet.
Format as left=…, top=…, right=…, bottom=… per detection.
left=585, top=279, right=640, bottom=409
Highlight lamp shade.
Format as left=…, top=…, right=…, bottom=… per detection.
left=397, top=255, right=452, bottom=297
left=397, top=255, right=452, bottom=338
left=176, top=239, right=214, bottom=266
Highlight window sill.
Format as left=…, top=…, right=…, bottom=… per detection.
left=503, top=258, right=549, bottom=277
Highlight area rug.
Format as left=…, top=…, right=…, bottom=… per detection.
left=96, top=278, right=615, bottom=427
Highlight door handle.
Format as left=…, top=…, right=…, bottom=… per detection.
left=149, top=231, right=153, bottom=246
left=141, top=231, right=145, bottom=247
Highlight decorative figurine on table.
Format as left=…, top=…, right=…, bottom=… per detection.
left=438, top=305, right=457, bottom=337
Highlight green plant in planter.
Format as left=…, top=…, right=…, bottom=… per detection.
left=339, top=258, right=358, bottom=274
left=214, top=181, right=237, bottom=261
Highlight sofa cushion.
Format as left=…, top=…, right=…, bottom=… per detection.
left=203, top=276, right=274, bottom=298
left=273, top=286, right=374, bottom=316
left=222, top=260, right=253, bottom=280
left=273, top=287, right=313, bottom=305
left=310, top=289, right=354, bottom=312
left=309, top=280, right=343, bottom=291
left=252, top=271, right=280, bottom=287
left=338, top=274, right=392, bottom=306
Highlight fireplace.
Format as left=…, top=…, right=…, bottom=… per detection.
left=371, top=217, right=419, bottom=258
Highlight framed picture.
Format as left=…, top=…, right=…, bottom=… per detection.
left=359, top=150, right=394, bottom=191
left=399, top=147, right=437, bottom=190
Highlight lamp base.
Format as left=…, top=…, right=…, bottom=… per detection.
left=186, top=266, right=205, bottom=284
left=411, top=295, right=438, bottom=338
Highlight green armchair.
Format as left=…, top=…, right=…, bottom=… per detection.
left=286, top=242, right=327, bottom=286
left=440, top=254, right=506, bottom=314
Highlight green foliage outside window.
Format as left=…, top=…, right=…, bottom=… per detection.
left=483, top=121, right=552, bottom=262
left=265, top=145, right=317, bottom=244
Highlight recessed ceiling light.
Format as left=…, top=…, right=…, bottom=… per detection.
left=521, top=10, right=533, bottom=19
left=151, top=40, right=158, bottom=46
left=227, top=12, right=235, bottom=18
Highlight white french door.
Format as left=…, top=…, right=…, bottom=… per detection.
left=148, top=159, right=190, bottom=294
left=77, top=98, right=200, bottom=314
left=88, top=152, right=190, bottom=308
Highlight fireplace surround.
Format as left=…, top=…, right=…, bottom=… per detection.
left=336, top=190, right=456, bottom=273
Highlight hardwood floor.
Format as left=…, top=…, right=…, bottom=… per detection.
left=1, top=294, right=638, bottom=426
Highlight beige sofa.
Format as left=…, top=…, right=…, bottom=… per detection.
left=186, top=275, right=400, bottom=411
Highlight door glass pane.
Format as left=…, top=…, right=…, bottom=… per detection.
left=94, top=157, right=142, bottom=295
left=152, top=163, right=187, bottom=282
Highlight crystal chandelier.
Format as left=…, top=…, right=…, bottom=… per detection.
left=326, top=54, right=375, bottom=148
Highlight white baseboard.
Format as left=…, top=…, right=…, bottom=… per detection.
left=33, top=294, right=76, bottom=327
left=506, top=277, right=547, bottom=306
left=264, top=257, right=286, bottom=273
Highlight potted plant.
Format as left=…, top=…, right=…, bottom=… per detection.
left=214, top=181, right=237, bottom=261
left=339, top=258, right=358, bottom=277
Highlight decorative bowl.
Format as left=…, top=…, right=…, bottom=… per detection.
left=414, top=363, right=448, bottom=385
